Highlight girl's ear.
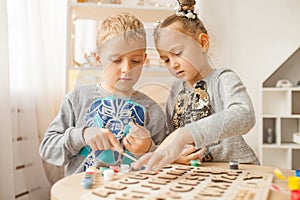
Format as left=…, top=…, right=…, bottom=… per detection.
left=198, top=33, right=209, bottom=51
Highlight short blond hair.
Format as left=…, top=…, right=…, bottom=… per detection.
left=96, top=12, right=146, bottom=47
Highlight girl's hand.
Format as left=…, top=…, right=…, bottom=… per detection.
left=132, top=146, right=183, bottom=172
left=123, top=122, right=152, bottom=154
left=132, top=127, right=194, bottom=171
left=174, top=145, right=206, bottom=165
left=83, top=127, right=123, bottom=152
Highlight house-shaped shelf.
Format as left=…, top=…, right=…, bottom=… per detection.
left=263, top=46, right=300, bottom=87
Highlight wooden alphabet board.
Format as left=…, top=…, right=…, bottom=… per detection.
left=81, top=164, right=273, bottom=200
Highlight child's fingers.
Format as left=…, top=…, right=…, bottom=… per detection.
left=124, top=135, right=136, bottom=145
left=145, top=154, right=165, bottom=171
left=191, top=147, right=206, bottom=161
left=89, top=141, right=97, bottom=151
left=154, top=157, right=169, bottom=172
left=105, top=131, right=123, bottom=152
left=97, top=138, right=110, bottom=150
left=132, top=153, right=152, bottom=169
left=186, top=151, right=201, bottom=161
left=181, top=145, right=198, bottom=156
left=122, top=137, right=132, bottom=151
left=198, top=147, right=207, bottom=157
left=128, top=122, right=150, bottom=138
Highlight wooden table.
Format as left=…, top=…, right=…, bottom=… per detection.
left=51, top=162, right=294, bottom=200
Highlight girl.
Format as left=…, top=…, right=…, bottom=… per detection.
left=134, top=0, right=259, bottom=171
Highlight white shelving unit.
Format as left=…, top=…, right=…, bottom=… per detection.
left=260, top=46, right=300, bottom=170
left=66, top=2, right=175, bottom=68
left=66, top=1, right=176, bottom=105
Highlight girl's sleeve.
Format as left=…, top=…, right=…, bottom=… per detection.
left=39, top=94, right=86, bottom=166
left=187, top=70, right=255, bottom=148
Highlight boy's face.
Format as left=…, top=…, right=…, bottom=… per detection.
left=98, top=36, right=146, bottom=95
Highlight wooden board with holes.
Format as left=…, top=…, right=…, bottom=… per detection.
left=80, top=164, right=273, bottom=200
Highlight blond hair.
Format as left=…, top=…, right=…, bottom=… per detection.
left=96, top=12, right=146, bottom=47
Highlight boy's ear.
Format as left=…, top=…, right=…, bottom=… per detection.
left=198, top=33, right=209, bottom=51
left=140, top=53, right=147, bottom=65
left=93, top=52, right=101, bottom=63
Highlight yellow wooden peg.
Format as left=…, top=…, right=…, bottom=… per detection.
left=274, top=168, right=286, bottom=180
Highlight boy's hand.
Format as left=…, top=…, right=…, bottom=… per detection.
left=83, top=127, right=123, bottom=152
left=174, top=145, right=206, bottom=165
left=123, top=122, right=152, bottom=154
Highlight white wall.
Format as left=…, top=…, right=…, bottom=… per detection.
left=198, top=0, right=300, bottom=156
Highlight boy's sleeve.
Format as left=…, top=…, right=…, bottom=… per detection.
left=146, top=103, right=168, bottom=147
left=39, top=94, right=87, bottom=166
left=145, top=83, right=180, bottom=152
left=165, top=84, right=178, bottom=135
left=187, top=69, right=255, bottom=148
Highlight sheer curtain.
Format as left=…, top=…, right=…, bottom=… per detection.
left=7, top=0, right=67, bottom=199
left=0, top=0, right=14, bottom=199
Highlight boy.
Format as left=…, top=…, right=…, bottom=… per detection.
left=39, top=13, right=167, bottom=176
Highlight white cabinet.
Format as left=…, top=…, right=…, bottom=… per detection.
left=66, top=1, right=176, bottom=105
left=260, top=46, right=300, bottom=169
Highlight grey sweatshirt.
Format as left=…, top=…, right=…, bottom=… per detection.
left=39, top=84, right=167, bottom=176
left=166, top=68, right=259, bottom=164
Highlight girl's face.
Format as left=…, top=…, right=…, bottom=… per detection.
left=98, top=36, right=146, bottom=96
left=156, top=25, right=210, bottom=87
